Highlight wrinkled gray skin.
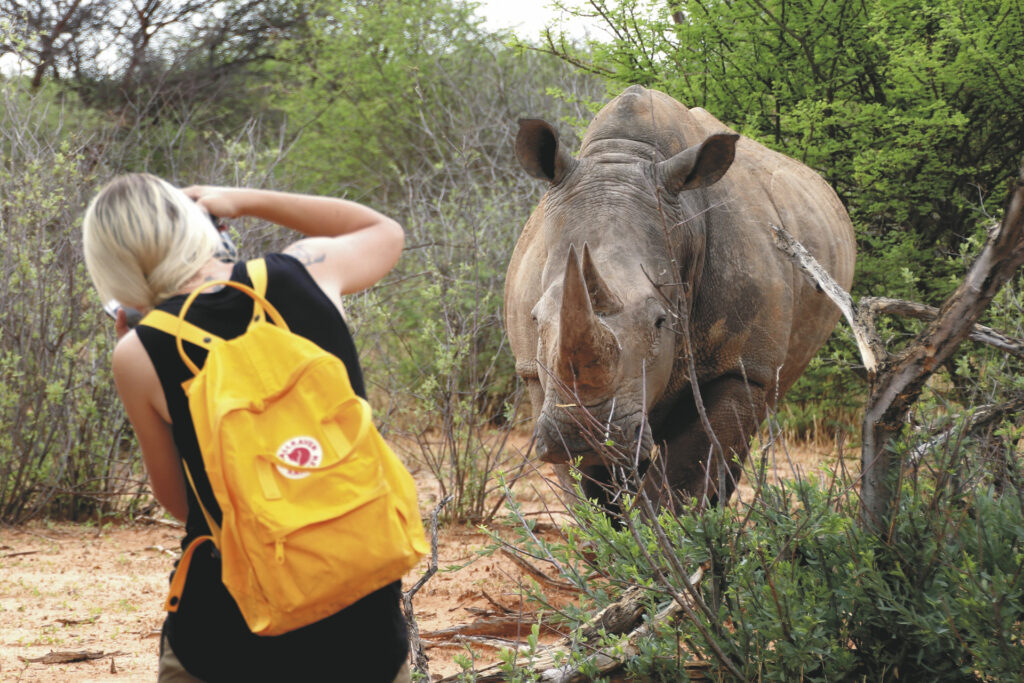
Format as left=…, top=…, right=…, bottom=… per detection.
left=505, top=86, right=856, bottom=509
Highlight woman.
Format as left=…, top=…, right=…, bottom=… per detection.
left=82, top=174, right=411, bottom=682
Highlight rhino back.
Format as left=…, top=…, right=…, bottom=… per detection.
left=686, top=108, right=855, bottom=398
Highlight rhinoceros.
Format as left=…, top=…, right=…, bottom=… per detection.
left=505, top=85, right=856, bottom=508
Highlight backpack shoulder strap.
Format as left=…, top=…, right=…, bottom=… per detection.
left=139, top=310, right=220, bottom=351
left=246, top=258, right=268, bottom=296
left=246, top=258, right=268, bottom=323
left=140, top=257, right=272, bottom=353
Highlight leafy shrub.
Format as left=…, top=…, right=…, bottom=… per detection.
left=491, top=416, right=1023, bottom=680
left=0, top=78, right=145, bottom=522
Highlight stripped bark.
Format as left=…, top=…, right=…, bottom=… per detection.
left=769, top=223, right=884, bottom=375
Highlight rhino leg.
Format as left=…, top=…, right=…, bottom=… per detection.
left=551, top=462, right=635, bottom=517
left=647, top=375, right=766, bottom=509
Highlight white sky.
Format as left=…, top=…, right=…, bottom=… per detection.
left=0, top=2, right=606, bottom=76
left=473, top=0, right=607, bottom=40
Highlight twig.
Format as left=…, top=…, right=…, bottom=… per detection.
left=134, top=515, right=183, bottom=529
left=908, top=396, right=1024, bottom=466
left=403, top=494, right=452, bottom=678
left=499, top=548, right=580, bottom=592
left=479, top=589, right=515, bottom=614
left=20, top=650, right=127, bottom=664
left=428, top=634, right=535, bottom=652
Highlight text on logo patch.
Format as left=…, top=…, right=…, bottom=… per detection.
left=275, top=436, right=323, bottom=479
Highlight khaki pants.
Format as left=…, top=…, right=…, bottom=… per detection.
left=159, top=636, right=412, bottom=683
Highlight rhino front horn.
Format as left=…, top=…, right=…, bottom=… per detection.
left=556, top=245, right=621, bottom=399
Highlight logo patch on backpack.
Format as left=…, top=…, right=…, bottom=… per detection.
left=276, top=436, right=323, bottom=479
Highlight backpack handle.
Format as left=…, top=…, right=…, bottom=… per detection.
left=275, top=397, right=372, bottom=473
left=255, top=396, right=374, bottom=501
left=175, top=279, right=289, bottom=376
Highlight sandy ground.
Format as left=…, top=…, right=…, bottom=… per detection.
left=0, top=440, right=841, bottom=682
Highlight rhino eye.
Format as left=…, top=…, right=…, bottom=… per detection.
left=655, top=314, right=667, bottom=329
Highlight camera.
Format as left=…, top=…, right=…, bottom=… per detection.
left=103, top=300, right=143, bottom=327
left=211, top=212, right=238, bottom=263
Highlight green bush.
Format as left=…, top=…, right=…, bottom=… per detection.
left=0, top=79, right=145, bottom=522
left=489, top=262, right=1024, bottom=678
left=491, top=421, right=1023, bottom=680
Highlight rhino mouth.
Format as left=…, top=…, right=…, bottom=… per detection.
left=536, top=405, right=654, bottom=468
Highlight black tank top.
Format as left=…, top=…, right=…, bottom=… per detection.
left=137, top=254, right=407, bottom=682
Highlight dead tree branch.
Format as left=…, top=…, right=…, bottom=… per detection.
left=403, top=494, right=452, bottom=678
left=769, top=223, right=885, bottom=374
left=439, top=566, right=709, bottom=682
left=859, top=297, right=1024, bottom=360
left=769, top=161, right=1024, bottom=530
left=861, top=165, right=1024, bottom=529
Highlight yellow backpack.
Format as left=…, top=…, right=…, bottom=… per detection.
left=140, top=259, right=427, bottom=636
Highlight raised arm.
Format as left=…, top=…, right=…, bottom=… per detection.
left=182, top=186, right=404, bottom=299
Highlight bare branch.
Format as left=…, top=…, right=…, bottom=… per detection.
left=861, top=164, right=1024, bottom=528
left=402, top=494, right=452, bottom=678
left=768, top=222, right=884, bottom=374
left=908, top=396, right=1024, bottom=467
left=860, top=296, right=1024, bottom=360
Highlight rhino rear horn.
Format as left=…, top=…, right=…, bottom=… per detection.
left=582, top=243, right=622, bottom=315
left=657, top=132, right=739, bottom=194
left=516, top=118, right=576, bottom=185
left=557, top=245, right=620, bottom=396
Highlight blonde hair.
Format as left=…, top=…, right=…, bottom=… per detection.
left=82, top=173, right=220, bottom=309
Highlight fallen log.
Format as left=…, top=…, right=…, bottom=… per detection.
left=439, top=566, right=709, bottom=681
left=422, top=613, right=550, bottom=640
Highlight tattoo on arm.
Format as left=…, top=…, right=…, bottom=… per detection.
left=285, top=244, right=327, bottom=266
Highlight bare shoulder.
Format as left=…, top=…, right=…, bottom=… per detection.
left=112, top=331, right=157, bottom=390
left=113, top=330, right=145, bottom=368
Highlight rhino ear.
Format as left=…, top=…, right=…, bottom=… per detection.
left=516, top=118, right=576, bottom=184
left=657, top=132, right=739, bottom=194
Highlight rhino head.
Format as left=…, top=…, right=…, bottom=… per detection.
left=512, top=112, right=739, bottom=469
